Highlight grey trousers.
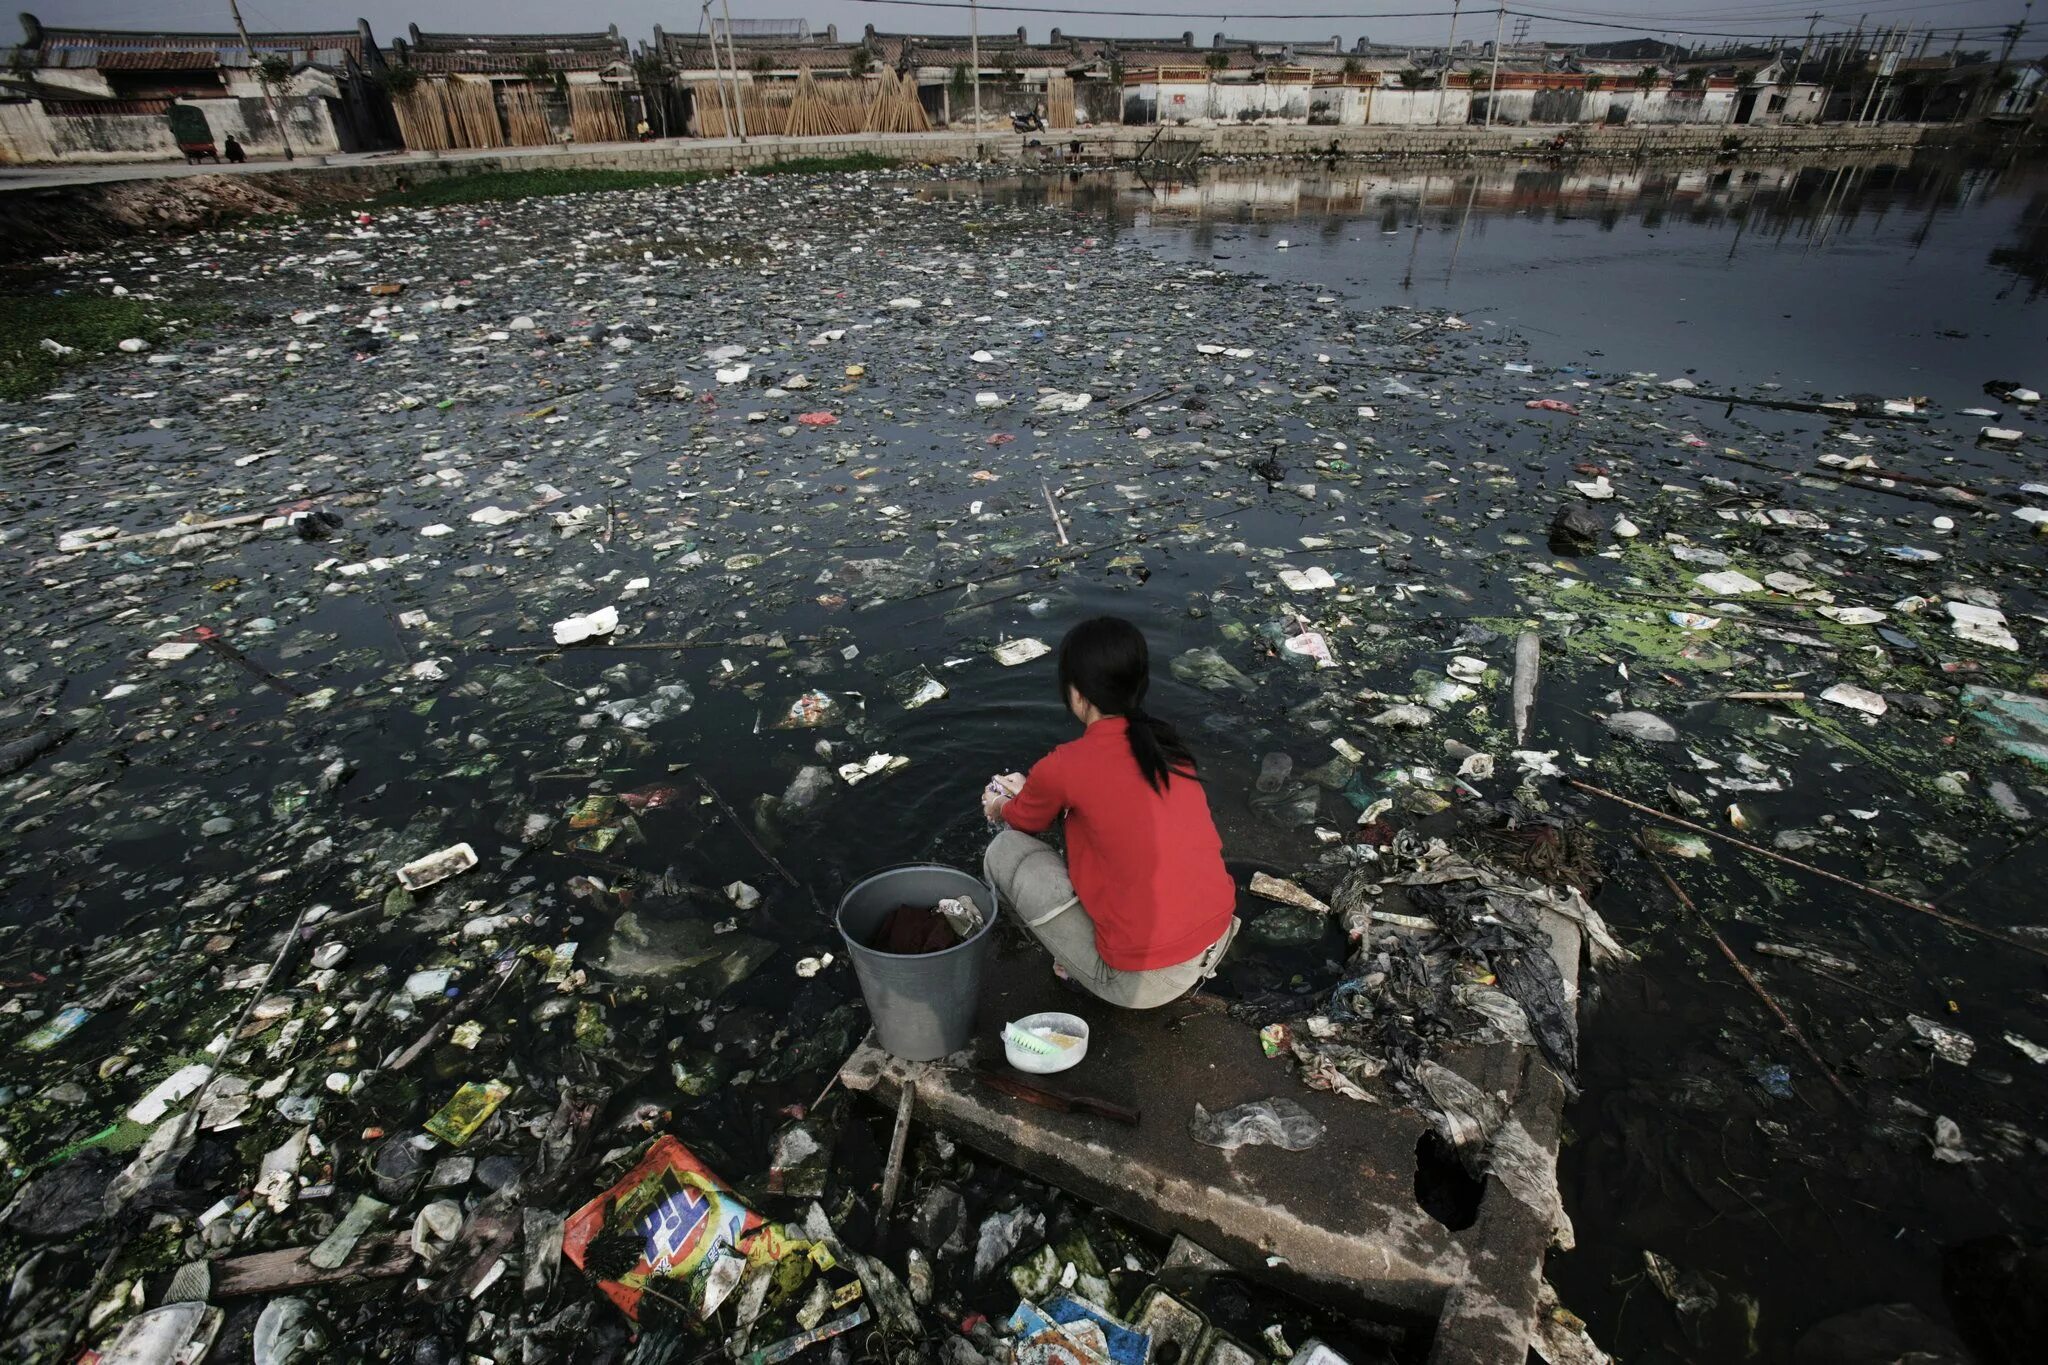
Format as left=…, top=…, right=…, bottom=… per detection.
left=983, top=829, right=1238, bottom=1010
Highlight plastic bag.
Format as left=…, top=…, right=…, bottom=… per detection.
left=1188, top=1097, right=1325, bottom=1151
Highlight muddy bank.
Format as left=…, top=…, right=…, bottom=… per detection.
left=0, top=171, right=364, bottom=261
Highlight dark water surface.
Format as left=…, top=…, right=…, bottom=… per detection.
left=922, top=154, right=2048, bottom=1362
left=984, top=155, right=2047, bottom=1362
left=0, top=152, right=2043, bottom=1363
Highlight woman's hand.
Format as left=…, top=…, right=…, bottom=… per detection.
left=982, top=772, right=1026, bottom=823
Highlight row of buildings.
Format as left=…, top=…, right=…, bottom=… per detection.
left=1, top=13, right=2041, bottom=165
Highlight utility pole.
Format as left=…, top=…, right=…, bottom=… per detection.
left=1829, top=17, right=1864, bottom=123
left=1435, top=0, right=1463, bottom=125
left=700, top=2, right=733, bottom=138
left=1991, top=1, right=2031, bottom=92
left=1484, top=0, right=1505, bottom=127
left=1794, top=13, right=1818, bottom=83
left=969, top=0, right=982, bottom=144
left=227, top=0, right=293, bottom=160
left=719, top=0, right=747, bottom=141
left=1856, top=28, right=1882, bottom=123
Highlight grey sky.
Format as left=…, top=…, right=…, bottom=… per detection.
left=23, top=0, right=2037, bottom=54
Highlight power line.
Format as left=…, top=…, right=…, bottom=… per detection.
left=838, top=0, right=2029, bottom=40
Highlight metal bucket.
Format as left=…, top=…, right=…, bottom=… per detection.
left=836, top=864, right=998, bottom=1062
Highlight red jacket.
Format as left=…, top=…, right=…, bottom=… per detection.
left=1002, top=716, right=1236, bottom=971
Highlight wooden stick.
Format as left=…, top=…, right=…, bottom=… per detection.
left=696, top=773, right=806, bottom=894
left=877, top=1083, right=916, bottom=1222
left=1640, top=846, right=1856, bottom=1107
left=1041, top=477, right=1069, bottom=546
left=1667, top=389, right=1928, bottom=424
left=1571, top=778, right=2048, bottom=960
left=809, top=1027, right=874, bottom=1115
left=1930, top=820, right=2048, bottom=909
left=492, top=638, right=782, bottom=654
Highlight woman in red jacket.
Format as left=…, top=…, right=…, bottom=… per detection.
left=981, top=617, right=1239, bottom=1008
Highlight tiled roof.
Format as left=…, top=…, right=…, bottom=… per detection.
left=394, top=28, right=628, bottom=75
left=94, top=48, right=221, bottom=71
left=27, top=23, right=365, bottom=68
left=662, top=41, right=868, bottom=71
left=403, top=50, right=624, bottom=74
left=904, top=43, right=1091, bottom=69
left=1114, top=48, right=1265, bottom=70
left=406, top=30, right=625, bottom=56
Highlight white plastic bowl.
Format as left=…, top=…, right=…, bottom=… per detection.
left=1002, top=1011, right=1090, bottom=1074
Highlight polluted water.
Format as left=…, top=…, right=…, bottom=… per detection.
left=0, top=153, right=2043, bottom=1365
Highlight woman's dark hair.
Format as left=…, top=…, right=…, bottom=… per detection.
left=1056, top=616, right=1199, bottom=794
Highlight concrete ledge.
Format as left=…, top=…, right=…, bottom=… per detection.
left=838, top=906, right=1583, bottom=1360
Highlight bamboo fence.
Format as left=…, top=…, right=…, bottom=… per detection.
left=693, top=71, right=912, bottom=138
left=447, top=77, right=506, bottom=148
left=568, top=85, right=628, bottom=143
left=1046, top=75, right=1075, bottom=129
left=390, top=82, right=454, bottom=152
left=501, top=82, right=551, bottom=145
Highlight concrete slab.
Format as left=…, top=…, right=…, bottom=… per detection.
left=839, top=904, right=1582, bottom=1363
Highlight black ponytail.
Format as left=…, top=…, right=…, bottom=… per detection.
left=1056, top=617, right=1200, bottom=795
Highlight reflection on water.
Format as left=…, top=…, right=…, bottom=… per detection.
left=945, top=155, right=2047, bottom=292
left=938, top=154, right=2048, bottom=406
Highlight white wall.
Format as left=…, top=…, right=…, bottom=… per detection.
left=1746, top=84, right=1824, bottom=124
left=1137, top=80, right=1472, bottom=125
left=1361, top=87, right=1473, bottom=125
left=0, top=91, right=342, bottom=164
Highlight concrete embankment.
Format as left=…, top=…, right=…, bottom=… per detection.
left=0, top=120, right=1982, bottom=262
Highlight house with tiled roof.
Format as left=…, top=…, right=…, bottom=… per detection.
left=389, top=26, right=631, bottom=77
left=0, top=11, right=397, bottom=164
left=381, top=26, right=641, bottom=150
left=648, top=21, right=880, bottom=136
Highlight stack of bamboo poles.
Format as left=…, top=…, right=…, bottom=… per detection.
left=391, top=82, right=454, bottom=151
left=568, top=86, right=628, bottom=142
left=783, top=67, right=854, bottom=137
left=864, top=66, right=930, bottom=133
left=501, top=82, right=550, bottom=145
left=446, top=77, right=506, bottom=148
left=690, top=73, right=879, bottom=138
left=689, top=81, right=772, bottom=137
left=1046, top=75, right=1076, bottom=129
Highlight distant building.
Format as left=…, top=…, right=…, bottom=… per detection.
left=0, top=11, right=398, bottom=164
left=1734, top=60, right=1824, bottom=124
left=383, top=27, right=638, bottom=149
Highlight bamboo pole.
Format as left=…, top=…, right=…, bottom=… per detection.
left=1642, top=846, right=1857, bottom=1106
left=1570, top=778, right=2048, bottom=960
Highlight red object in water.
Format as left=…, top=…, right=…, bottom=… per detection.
left=1525, top=398, right=1579, bottom=414
left=987, top=432, right=1016, bottom=445
left=796, top=411, right=839, bottom=427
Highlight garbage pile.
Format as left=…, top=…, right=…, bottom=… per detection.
left=0, top=157, right=2042, bottom=1363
